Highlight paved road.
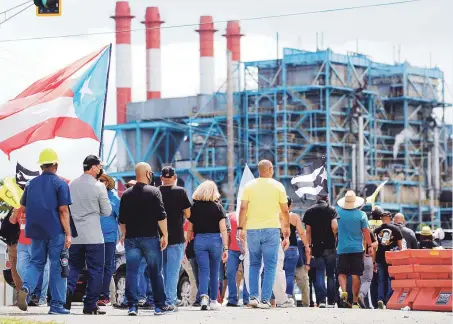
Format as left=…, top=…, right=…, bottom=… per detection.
left=0, top=304, right=451, bottom=324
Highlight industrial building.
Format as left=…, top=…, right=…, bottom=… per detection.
left=104, top=1, right=453, bottom=230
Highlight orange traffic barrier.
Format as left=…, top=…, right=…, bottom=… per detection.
left=386, top=249, right=453, bottom=312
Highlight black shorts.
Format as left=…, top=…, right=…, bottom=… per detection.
left=338, top=252, right=364, bottom=276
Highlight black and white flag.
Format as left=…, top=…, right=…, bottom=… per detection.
left=291, top=159, right=328, bottom=200
left=15, top=163, right=40, bottom=190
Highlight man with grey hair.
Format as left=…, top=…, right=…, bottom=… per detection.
left=393, top=213, right=418, bottom=249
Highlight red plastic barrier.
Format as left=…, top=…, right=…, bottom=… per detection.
left=386, top=250, right=453, bottom=312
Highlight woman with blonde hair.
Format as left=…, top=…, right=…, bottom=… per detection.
left=187, top=180, right=228, bottom=311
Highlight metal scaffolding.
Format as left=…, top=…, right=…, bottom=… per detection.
left=103, top=47, right=453, bottom=230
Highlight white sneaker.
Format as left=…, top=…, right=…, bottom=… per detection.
left=201, top=296, right=209, bottom=311
left=278, top=298, right=295, bottom=308
left=259, top=301, right=271, bottom=309
left=210, top=301, right=221, bottom=311
left=249, top=298, right=259, bottom=308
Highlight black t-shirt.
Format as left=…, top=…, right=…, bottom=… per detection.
left=303, top=200, right=337, bottom=251
left=159, top=185, right=192, bottom=245
left=374, top=223, right=403, bottom=264
left=119, top=183, right=167, bottom=238
left=418, top=239, right=439, bottom=249
left=189, top=200, right=226, bottom=234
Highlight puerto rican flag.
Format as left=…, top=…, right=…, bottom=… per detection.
left=0, top=45, right=111, bottom=180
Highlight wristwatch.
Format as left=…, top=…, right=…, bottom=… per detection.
left=223, top=246, right=228, bottom=251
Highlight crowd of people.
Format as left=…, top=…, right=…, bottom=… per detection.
left=1, top=150, right=443, bottom=316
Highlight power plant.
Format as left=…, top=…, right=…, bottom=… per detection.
left=104, top=1, right=453, bottom=231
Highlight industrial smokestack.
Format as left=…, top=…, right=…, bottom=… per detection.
left=142, top=7, right=163, bottom=99
left=196, top=16, right=217, bottom=95
left=223, top=21, right=244, bottom=92
left=111, top=1, right=134, bottom=193
left=110, top=1, right=134, bottom=124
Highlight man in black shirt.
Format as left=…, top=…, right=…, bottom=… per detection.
left=159, top=166, right=192, bottom=309
left=119, top=162, right=173, bottom=316
left=303, top=196, right=338, bottom=308
left=374, top=211, right=403, bottom=309
left=393, top=213, right=418, bottom=249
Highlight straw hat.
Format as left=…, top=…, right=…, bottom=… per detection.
left=99, top=173, right=115, bottom=191
left=420, top=226, right=433, bottom=237
left=337, top=190, right=365, bottom=210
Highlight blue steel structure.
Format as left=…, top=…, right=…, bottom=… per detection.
left=103, top=47, right=452, bottom=230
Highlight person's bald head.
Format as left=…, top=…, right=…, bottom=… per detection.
left=258, top=160, right=274, bottom=178
left=135, top=162, right=152, bottom=184
left=394, top=213, right=405, bottom=225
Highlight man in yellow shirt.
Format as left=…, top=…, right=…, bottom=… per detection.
left=238, top=160, right=290, bottom=309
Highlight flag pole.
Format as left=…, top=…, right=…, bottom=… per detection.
left=99, top=44, right=112, bottom=158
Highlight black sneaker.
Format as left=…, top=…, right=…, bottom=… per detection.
left=192, top=301, right=201, bottom=307
left=141, top=301, right=155, bottom=310
left=113, top=303, right=128, bottom=309
left=226, top=303, right=239, bottom=307
left=83, top=306, right=106, bottom=315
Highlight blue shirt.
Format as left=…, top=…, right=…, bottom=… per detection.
left=336, top=207, right=368, bottom=255
left=21, top=172, right=72, bottom=240
left=100, top=189, right=120, bottom=243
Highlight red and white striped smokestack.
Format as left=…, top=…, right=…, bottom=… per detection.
left=196, top=16, right=217, bottom=95
left=142, top=7, right=164, bottom=100
left=223, top=21, right=244, bottom=92
left=110, top=1, right=134, bottom=124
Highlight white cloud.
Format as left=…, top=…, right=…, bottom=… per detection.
left=0, top=0, right=452, bottom=178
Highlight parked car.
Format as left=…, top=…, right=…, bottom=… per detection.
left=3, top=244, right=192, bottom=306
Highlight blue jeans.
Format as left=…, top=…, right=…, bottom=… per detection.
left=310, top=248, right=337, bottom=305
left=189, top=257, right=201, bottom=303
left=22, top=233, right=66, bottom=309
left=100, top=242, right=116, bottom=299
left=247, top=228, right=280, bottom=302
left=163, top=243, right=184, bottom=306
left=283, top=246, right=299, bottom=296
left=17, top=242, right=50, bottom=304
left=226, top=250, right=249, bottom=305
left=194, top=233, right=222, bottom=301
left=377, top=263, right=392, bottom=303
left=125, top=237, right=166, bottom=308
left=67, top=244, right=105, bottom=311
left=138, top=258, right=151, bottom=300
left=121, top=258, right=153, bottom=305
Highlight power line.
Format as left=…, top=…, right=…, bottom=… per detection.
left=0, top=1, right=32, bottom=15
left=0, top=3, right=33, bottom=26
left=0, top=0, right=422, bottom=43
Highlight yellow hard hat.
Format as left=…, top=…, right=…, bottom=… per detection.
left=37, top=148, right=59, bottom=165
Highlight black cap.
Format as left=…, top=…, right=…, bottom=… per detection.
left=371, top=205, right=384, bottom=220
left=161, top=166, right=176, bottom=178
left=381, top=210, right=393, bottom=218
left=83, top=155, right=103, bottom=169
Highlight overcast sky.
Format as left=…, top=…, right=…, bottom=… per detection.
left=0, top=0, right=452, bottom=173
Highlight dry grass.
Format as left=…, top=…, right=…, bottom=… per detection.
left=0, top=318, right=59, bottom=324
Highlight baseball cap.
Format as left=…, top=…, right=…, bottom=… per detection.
left=161, top=166, right=176, bottom=178
left=381, top=210, right=393, bottom=218
left=83, top=155, right=103, bottom=169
